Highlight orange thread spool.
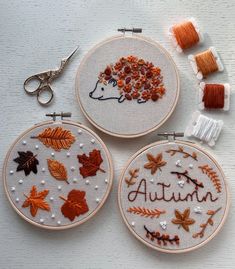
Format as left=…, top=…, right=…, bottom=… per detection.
left=202, top=84, right=225, bottom=109
left=195, top=49, right=218, bottom=77
left=172, top=21, right=200, bottom=50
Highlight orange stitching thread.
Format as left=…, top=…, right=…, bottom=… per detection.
left=127, top=207, right=165, bottom=218
left=193, top=207, right=222, bottom=238
left=198, top=165, right=222, bottom=193
left=125, top=168, right=139, bottom=187
left=166, top=146, right=198, bottom=161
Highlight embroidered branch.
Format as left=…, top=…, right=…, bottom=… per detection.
left=127, top=207, right=165, bottom=218
left=125, top=168, right=139, bottom=187
left=144, top=225, right=180, bottom=246
left=171, top=170, right=204, bottom=190
left=198, top=165, right=222, bottom=193
left=166, top=146, right=198, bottom=161
left=193, top=207, right=222, bottom=238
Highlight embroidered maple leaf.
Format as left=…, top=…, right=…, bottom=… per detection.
left=14, top=151, right=39, bottom=176
left=22, top=185, right=50, bottom=217
left=144, top=153, right=166, bottom=175
left=77, top=149, right=105, bottom=178
left=60, top=189, right=89, bottom=221
left=171, top=208, right=195, bottom=232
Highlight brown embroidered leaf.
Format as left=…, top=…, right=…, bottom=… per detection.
left=77, top=149, right=105, bottom=178
left=144, top=226, right=180, bottom=246
left=127, top=207, right=165, bottom=218
left=47, top=159, right=69, bottom=184
left=144, top=153, right=166, bottom=175
left=60, top=189, right=89, bottom=221
left=172, top=208, right=195, bottom=232
left=193, top=207, right=222, bottom=239
left=22, top=185, right=50, bottom=217
left=14, top=151, right=39, bottom=176
left=198, top=165, right=222, bottom=193
left=125, top=168, right=139, bottom=187
left=31, top=127, right=76, bottom=151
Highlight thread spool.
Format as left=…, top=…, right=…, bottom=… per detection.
left=185, top=111, right=223, bottom=146
left=169, top=18, right=202, bottom=53
left=199, top=82, right=230, bottom=111
left=188, top=47, right=223, bottom=80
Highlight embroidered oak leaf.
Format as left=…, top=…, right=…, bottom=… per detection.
left=47, top=159, right=69, bottom=184
left=22, top=185, right=50, bottom=217
left=31, top=127, right=76, bottom=151
left=14, top=151, right=39, bottom=176
left=144, top=153, right=166, bottom=175
left=172, top=208, right=195, bottom=232
left=77, top=149, right=105, bottom=178
left=60, top=190, right=89, bottom=221
left=125, top=168, right=139, bottom=187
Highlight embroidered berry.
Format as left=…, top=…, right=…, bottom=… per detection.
left=151, top=93, right=159, bottom=101
left=138, top=59, right=145, bottom=65
left=124, top=84, right=132, bottom=93
left=146, top=71, right=153, bottom=78
left=117, top=80, right=124, bottom=88
left=104, top=66, right=111, bottom=76
left=124, top=66, right=131, bottom=74
left=131, top=91, right=140, bottom=99
left=125, top=93, right=132, bottom=100
left=125, top=77, right=131, bottom=84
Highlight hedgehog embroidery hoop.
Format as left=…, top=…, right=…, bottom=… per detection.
left=118, top=133, right=230, bottom=253
left=3, top=112, right=113, bottom=230
left=75, top=29, right=180, bottom=138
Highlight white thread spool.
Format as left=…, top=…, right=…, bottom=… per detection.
left=185, top=111, right=223, bottom=146
left=188, top=47, right=224, bottom=80
left=198, top=82, right=231, bottom=111
left=169, top=18, right=203, bottom=53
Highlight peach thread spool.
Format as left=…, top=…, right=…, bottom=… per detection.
left=169, top=18, right=202, bottom=53
left=199, top=82, right=231, bottom=111
left=188, top=47, right=223, bottom=80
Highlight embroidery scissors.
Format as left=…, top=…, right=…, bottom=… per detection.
left=24, top=46, right=79, bottom=106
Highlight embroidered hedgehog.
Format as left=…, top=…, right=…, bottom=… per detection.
left=89, top=55, right=166, bottom=103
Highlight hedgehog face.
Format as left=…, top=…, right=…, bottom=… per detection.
left=89, top=78, right=125, bottom=102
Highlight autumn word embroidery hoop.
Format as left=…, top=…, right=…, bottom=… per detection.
left=3, top=116, right=113, bottom=230
left=75, top=31, right=180, bottom=138
left=118, top=139, right=229, bottom=253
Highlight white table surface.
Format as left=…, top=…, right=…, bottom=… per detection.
left=0, top=1, right=234, bottom=268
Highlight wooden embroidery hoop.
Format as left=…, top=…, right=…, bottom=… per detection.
left=75, top=33, right=180, bottom=138
left=118, top=139, right=230, bottom=253
left=3, top=118, right=113, bottom=230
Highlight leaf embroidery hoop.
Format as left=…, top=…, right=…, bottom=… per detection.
left=75, top=29, right=180, bottom=138
left=3, top=113, right=113, bottom=230
left=118, top=136, right=230, bottom=253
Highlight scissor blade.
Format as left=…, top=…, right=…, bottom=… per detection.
left=65, top=46, right=79, bottom=61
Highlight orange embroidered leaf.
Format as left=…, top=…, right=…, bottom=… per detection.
left=22, top=185, right=50, bottom=217
left=31, top=127, right=76, bottom=151
left=47, top=159, right=69, bottom=184
left=127, top=207, right=165, bottom=218
left=171, top=208, right=195, bottom=232
left=144, top=153, right=166, bottom=175
left=77, top=149, right=105, bottom=178
left=60, top=189, right=89, bottom=221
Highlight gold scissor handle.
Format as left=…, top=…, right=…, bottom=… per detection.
left=24, top=74, right=43, bottom=95
left=36, top=85, right=54, bottom=106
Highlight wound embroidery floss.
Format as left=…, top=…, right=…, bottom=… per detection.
left=199, top=82, right=231, bottom=111
left=185, top=111, right=223, bottom=146
left=188, top=47, right=223, bottom=80
left=169, top=18, right=202, bottom=52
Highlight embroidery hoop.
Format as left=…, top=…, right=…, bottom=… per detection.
left=118, top=139, right=230, bottom=253
left=75, top=33, right=180, bottom=138
left=3, top=116, right=113, bottom=230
